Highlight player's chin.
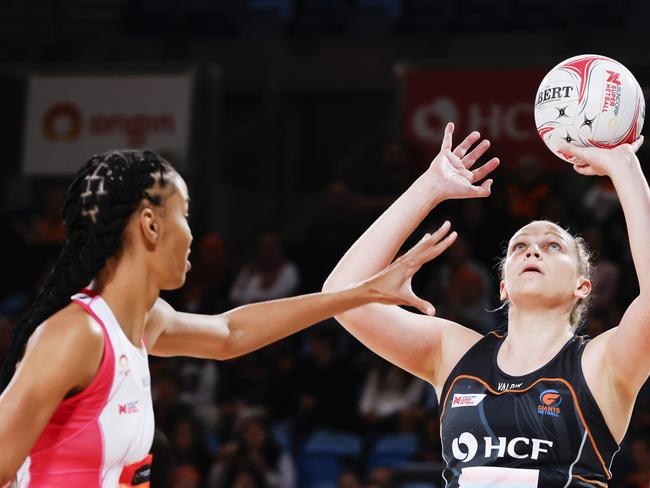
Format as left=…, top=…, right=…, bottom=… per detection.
left=514, top=286, right=567, bottom=306
left=510, top=284, right=546, bottom=300
left=161, top=269, right=189, bottom=291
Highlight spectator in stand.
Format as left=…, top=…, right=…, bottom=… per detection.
left=358, top=355, right=426, bottom=435
left=5, top=181, right=68, bottom=296
left=150, top=428, right=173, bottom=488
left=337, top=469, right=363, bottom=488
left=582, top=226, right=621, bottom=317
left=415, top=415, right=444, bottom=464
left=0, top=295, right=30, bottom=359
left=216, top=351, right=275, bottom=432
left=504, top=155, right=551, bottom=226
left=169, top=415, right=212, bottom=483
left=540, top=196, right=576, bottom=233
left=627, top=382, right=650, bottom=444
left=171, top=464, right=202, bottom=488
left=366, top=466, right=394, bottom=488
left=230, top=231, right=300, bottom=307
left=151, top=362, right=193, bottom=434
left=177, top=232, right=231, bottom=314
left=456, top=199, right=501, bottom=264
left=209, top=414, right=295, bottom=488
left=624, top=434, right=650, bottom=488
left=422, top=235, right=495, bottom=334
left=177, top=357, right=219, bottom=430
left=582, top=179, right=620, bottom=223
left=217, top=464, right=269, bottom=488
left=17, top=182, right=66, bottom=247
left=292, top=326, right=360, bottom=448
left=446, top=263, right=496, bottom=334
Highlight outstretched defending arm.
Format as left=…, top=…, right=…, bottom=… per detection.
left=146, top=227, right=448, bottom=360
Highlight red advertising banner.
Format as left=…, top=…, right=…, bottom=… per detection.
left=399, top=66, right=564, bottom=170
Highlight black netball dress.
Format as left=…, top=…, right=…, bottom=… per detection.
left=439, top=331, right=619, bottom=487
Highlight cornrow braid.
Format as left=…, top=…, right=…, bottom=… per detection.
left=0, top=150, right=175, bottom=391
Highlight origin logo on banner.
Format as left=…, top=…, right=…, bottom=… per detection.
left=23, top=73, right=194, bottom=175
left=398, top=65, right=556, bottom=169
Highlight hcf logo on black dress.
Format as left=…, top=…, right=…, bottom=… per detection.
left=452, top=431, right=554, bottom=463
left=438, top=332, right=619, bottom=488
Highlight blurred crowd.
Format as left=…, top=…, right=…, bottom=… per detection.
left=1, top=140, right=650, bottom=488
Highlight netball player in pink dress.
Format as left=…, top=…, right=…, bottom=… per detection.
left=0, top=150, right=450, bottom=487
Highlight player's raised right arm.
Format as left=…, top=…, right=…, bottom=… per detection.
left=323, top=123, right=499, bottom=386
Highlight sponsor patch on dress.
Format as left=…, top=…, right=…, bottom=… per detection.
left=451, top=394, right=487, bottom=408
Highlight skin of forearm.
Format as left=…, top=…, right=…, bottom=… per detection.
left=219, top=285, right=380, bottom=358
left=324, top=173, right=447, bottom=290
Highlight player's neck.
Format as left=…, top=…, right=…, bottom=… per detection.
left=90, top=256, right=158, bottom=347
left=500, top=306, right=573, bottom=375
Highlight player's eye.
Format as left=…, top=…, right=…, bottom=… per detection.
left=512, top=242, right=526, bottom=252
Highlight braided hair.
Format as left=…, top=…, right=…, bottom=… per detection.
left=0, top=150, right=175, bottom=391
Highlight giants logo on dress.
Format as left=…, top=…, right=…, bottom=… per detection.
left=451, top=394, right=487, bottom=408
left=537, top=389, right=562, bottom=417
left=451, top=432, right=554, bottom=463
left=119, top=400, right=140, bottom=415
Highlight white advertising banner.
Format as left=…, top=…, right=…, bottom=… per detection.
left=23, top=73, right=193, bottom=175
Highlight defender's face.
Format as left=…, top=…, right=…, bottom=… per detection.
left=155, top=174, right=193, bottom=290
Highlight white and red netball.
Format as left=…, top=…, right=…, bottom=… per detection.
left=534, top=54, right=645, bottom=161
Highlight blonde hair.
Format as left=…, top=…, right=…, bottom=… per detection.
left=498, top=220, right=593, bottom=332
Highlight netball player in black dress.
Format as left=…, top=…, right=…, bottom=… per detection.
left=324, top=123, right=647, bottom=487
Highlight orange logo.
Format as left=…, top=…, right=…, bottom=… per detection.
left=537, top=389, right=562, bottom=417
left=42, top=102, right=83, bottom=141
left=541, top=391, right=561, bottom=406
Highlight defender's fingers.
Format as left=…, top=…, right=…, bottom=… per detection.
left=430, top=220, right=451, bottom=243
left=418, top=231, right=458, bottom=263
left=406, top=224, right=451, bottom=260
left=409, top=295, right=436, bottom=316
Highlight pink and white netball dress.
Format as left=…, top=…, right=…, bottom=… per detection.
left=13, top=291, right=155, bottom=487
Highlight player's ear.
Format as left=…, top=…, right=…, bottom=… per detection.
left=499, top=280, right=508, bottom=301
left=139, top=207, right=160, bottom=245
left=575, top=277, right=591, bottom=300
